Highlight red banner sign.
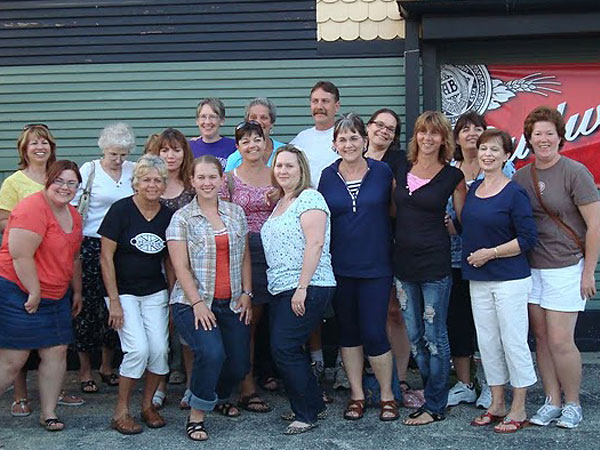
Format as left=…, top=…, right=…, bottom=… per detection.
left=441, top=63, right=600, bottom=184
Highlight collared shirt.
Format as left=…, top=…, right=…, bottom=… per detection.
left=166, top=197, right=248, bottom=311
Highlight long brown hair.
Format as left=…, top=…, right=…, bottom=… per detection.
left=148, top=128, right=194, bottom=189
left=407, top=111, right=454, bottom=165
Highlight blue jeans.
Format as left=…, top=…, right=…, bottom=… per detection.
left=173, top=300, right=250, bottom=412
left=270, top=286, right=335, bottom=423
left=400, top=276, right=452, bottom=415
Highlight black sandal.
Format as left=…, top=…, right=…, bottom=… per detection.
left=186, top=419, right=208, bottom=441
left=260, top=376, right=279, bottom=392
left=238, top=393, right=272, bottom=413
left=80, top=380, right=99, bottom=393
left=404, top=407, right=445, bottom=426
left=99, top=372, right=119, bottom=386
left=40, top=417, right=65, bottom=432
left=213, top=402, right=241, bottom=417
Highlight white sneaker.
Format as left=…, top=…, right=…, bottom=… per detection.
left=475, top=382, right=492, bottom=409
left=530, top=396, right=562, bottom=426
left=446, top=381, right=477, bottom=407
left=556, top=403, right=583, bottom=429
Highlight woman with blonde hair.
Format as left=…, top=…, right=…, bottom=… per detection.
left=100, top=155, right=174, bottom=434
left=393, top=111, right=466, bottom=425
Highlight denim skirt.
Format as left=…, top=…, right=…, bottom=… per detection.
left=0, top=277, right=74, bottom=349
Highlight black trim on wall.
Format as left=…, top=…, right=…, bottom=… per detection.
left=317, top=40, right=404, bottom=58
left=0, top=0, right=321, bottom=65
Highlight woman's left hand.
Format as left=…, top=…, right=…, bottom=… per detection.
left=238, top=294, right=253, bottom=325
left=291, top=289, right=307, bottom=317
left=467, top=248, right=495, bottom=268
left=581, top=271, right=597, bottom=300
left=71, top=292, right=83, bottom=317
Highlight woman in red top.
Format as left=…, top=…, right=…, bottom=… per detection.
left=0, top=160, right=83, bottom=432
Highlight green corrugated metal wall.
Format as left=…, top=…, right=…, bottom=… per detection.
left=0, top=57, right=404, bottom=181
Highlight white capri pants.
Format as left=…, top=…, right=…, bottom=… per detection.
left=470, top=277, right=537, bottom=388
left=105, top=289, right=170, bottom=379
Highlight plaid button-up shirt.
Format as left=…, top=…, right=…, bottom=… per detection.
left=166, top=198, right=248, bottom=311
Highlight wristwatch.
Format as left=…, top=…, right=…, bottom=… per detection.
left=242, top=290, right=254, bottom=298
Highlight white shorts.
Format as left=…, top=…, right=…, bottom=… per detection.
left=529, top=259, right=586, bottom=312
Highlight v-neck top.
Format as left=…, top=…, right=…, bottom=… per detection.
left=0, top=192, right=83, bottom=299
left=393, top=158, right=464, bottom=281
left=98, top=196, right=173, bottom=296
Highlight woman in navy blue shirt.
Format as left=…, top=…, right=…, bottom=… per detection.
left=462, top=129, right=537, bottom=433
left=319, top=114, right=398, bottom=422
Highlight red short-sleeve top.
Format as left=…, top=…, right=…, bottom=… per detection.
left=0, top=191, right=83, bottom=299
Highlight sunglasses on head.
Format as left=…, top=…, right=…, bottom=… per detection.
left=235, top=120, right=261, bottom=130
left=22, top=123, right=49, bottom=131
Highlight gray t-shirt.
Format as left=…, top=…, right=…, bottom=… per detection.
left=513, top=156, right=599, bottom=269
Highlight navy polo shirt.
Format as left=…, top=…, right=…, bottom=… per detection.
left=318, top=158, right=393, bottom=278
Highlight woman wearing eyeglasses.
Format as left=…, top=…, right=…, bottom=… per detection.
left=189, top=98, right=236, bottom=169
left=0, top=125, right=84, bottom=417
left=363, top=109, right=422, bottom=408
left=72, top=122, right=136, bottom=394
left=0, top=160, right=83, bottom=432
left=221, top=121, right=276, bottom=413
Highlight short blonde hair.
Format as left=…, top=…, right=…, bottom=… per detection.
left=407, top=111, right=454, bottom=164
left=271, top=144, right=312, bottom=198
left=132, top=154, right=167, bottom=191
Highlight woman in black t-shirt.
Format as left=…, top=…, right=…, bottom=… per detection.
left=394, top=111, right=466, bottom=425
left=99, top=155, right=174, bottom=435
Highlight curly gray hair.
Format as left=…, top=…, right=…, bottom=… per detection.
left=98, top=122, right=136, bottom=152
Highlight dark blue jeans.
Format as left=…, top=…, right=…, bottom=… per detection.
left=400, top=276, right=452, bottom=416
left=270, top=286, right=335, bottom=424
left=173, top=300, right=250, bottom=412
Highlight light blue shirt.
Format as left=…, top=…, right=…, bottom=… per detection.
left=224, top=138, right=286, bottom=172
left=261, top=189, right=336, bottom=295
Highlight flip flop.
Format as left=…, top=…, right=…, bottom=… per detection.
left=10, top=398, right=31, bottom=417
left=98, top=372, right=119, bottom=386
left=493, top=417, right=529, bottom=434
left=471, top=411, right=505, bottom=427
left=57, top=391, right=85, bottom=407
left=284, top=422, right=318, bottom=435
left=404, top=407, right=445, bottom=426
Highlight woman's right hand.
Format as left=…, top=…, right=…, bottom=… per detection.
left=108, top=299, right=124, bottom=330
left=445, top=213, right=457, bottom=235
left=24, top=293, right=41, bottom=314
left=193, top=301, right=217, bottom=331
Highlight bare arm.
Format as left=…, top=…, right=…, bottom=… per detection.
left=467, top=238, right=522, bottom=268
left=164, top=254, right=176, bottom=293
left=100, top=236, right=124, bottom=329
left=71, top=255, right=83, bottom=317
left=8, top=228, right=42, bottom=313
left=0, top=209, right=10, bottom=234
left=452, top=179, right=467, bottom=223
left=236, top=235, right=253, bottom=325
left=291, top=209, right=327, bottom=317
left=578, top=201, right=600, bottom=299
left=168, top=240, right=217, bottom=331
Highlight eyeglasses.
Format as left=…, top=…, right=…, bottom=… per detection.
left=23, top=123, right=49, bottom=131
left=52, top=178, right=79, bottom=189
left=198, top=114, right=220, bottom=122
left=235, top=120, right=261, bottom=130
left=372, top=121, right=395, bottom=134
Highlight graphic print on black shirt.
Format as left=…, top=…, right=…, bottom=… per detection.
left=98, top=196, right=173, bottom=296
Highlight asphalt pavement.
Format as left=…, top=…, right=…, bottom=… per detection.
left=1, top=354, right=600, bottom=450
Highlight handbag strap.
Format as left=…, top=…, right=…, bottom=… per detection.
left=530, top=163, right=585, bottom=253
left=83, top=160, right=96, bottom=194
left=225, top=170, right=235, bottom=200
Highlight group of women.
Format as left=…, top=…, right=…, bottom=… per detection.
left=0, top=95, right=598, bottom=440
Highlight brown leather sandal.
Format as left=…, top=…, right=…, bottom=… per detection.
left=111, top=414, right=143, bottom=435
left=380, top=400, right=400, bottom=421
left=343, top=399, right=365, bottom=420
left=141, top=406, right=166, bottom=428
